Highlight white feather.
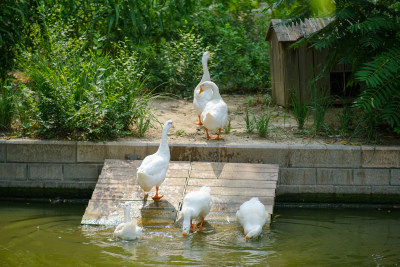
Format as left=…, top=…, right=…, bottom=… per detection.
left=236, top=197, right=269, bottom=239
left=181, top=186, right=213, bottom=235
left=193, top=52, right=213, bottom=117
left=114, top=204, right=142, bottom=240
left=200, top=81, right=228, bottom=132
left=137, top=120, right=174, bottom=193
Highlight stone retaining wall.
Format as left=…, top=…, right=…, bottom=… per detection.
left=1, top=140, right=399, bottom=201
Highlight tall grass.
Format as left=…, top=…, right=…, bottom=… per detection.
left=290, top=89, right=308, bottom=130
left=0, top=79, right=14, bottom=129
left=338, top=104, right=354, bottom=136
left=244, top=107, right=255, bottom=134
left=255, top=111, right=272, bottom=138
left=311, top=84, right=331, bottom=134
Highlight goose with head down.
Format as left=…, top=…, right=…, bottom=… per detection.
left=181, top=186, right=213, bottom=236
left=236, top=197, right=269, bottom=240
left=199, top=81, right=228, bottom=140
left=193, top=51, right=213, bottom=125
left=137, top=120, right=174, bottom=201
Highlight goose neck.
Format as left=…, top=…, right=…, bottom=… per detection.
left=124, top=205, right=131, bottom=223
left=158, top=125, right=170, bottom=153
left=201, top=56, right=210, bottom=83
left=210, top=85, right=221, bottom=100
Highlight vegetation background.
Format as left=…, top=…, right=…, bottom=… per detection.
left=0, top=0, right=399, bottom=142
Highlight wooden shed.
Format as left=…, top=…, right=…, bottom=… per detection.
left=266, top=18, right=354, bottom=106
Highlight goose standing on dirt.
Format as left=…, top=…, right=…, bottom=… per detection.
left=199, top=81, right=228, bottom=140
left=137, top=120, right=174, bottom=201
left=181, top=186, right=213, bottom=236
left=114, top=203, right=142, bottom=240
left=193, top=51, right=213, bottom=125
left=236, top=197, right=269, bottom=240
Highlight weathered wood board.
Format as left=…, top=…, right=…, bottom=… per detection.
left=81, top=160, right=279, bottom=226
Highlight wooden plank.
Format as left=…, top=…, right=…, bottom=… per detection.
left=82, top=160, right=279, bottom=226
left=313, top=48, right=330, bottom=97
left=190, top=170, right=278, bottom=180
left=269, top=31, right=287, bottom=106
left=185, top=186, right=275, bottom=197
left=298, top=45, right=315, bottom=104
left=283, top=42, right=300, bottom=106
left=188, top=178, right=277, bottom=189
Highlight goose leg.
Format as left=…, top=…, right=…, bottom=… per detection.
left=198, top=217, right=205, bottom=230
left=205, top=128, right=212, bottom=139
left=194, top=115, right=203, bottom=125
left=209, top=128, right=223, bottom=140
left=152, top=186, right=163, bottom=201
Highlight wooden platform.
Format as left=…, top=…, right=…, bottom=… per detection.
left=81, top=159, right=279, bottom=226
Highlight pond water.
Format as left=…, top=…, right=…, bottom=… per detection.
left=1, top=201, right=399, bottom=266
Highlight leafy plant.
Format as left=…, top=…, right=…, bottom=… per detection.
left=355, top=48, right=400, bottom=134
left=175, top=129, right=186, bottom=136
left=290, top=89, right=308, bottom=130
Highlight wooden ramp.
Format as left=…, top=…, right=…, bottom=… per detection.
left=81, top=159, right=279, bottom=226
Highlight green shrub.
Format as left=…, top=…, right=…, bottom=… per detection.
left=18, top=22, right=151, bottom=140
left=151, top=29, right=209, bottom=98
left=191, top=6, right=270, bottom=94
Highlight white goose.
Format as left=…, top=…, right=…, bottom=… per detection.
left=114, top=203, right=142, bottom=240
left=199, top=81, right=228, bottom=140
left=137, top=120, right=174, bottom=201
left=193, top=51, right=213, bottom=125
left=236, top=197, right=269, bottom=240
left=181, top=186, right=213, bottom=236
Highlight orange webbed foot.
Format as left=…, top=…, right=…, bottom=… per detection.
left=197, top=217, right=205, bottom=231
left=152, top=186, right=163, bottom=201
left=152, top=194, right=163, bottom=201
left=194, top=115, right=203, bottom=125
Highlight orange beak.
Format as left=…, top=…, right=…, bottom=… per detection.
left=173, top=124, right=175, bottom=128
left=199, top=86, right=204, bottom=94
left=245, top=235, right=249, bottom=240
left=183, top=232, right=188, bottom=236
left=209, top=52, right=213, bottom=57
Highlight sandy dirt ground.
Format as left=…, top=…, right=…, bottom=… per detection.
left=122, top=95, right=400, bottom=146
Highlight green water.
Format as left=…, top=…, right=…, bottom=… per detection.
left=0, top=201, right=399, bottom=266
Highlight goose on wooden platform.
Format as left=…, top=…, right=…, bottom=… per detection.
left=199, top=81, right=228, bottom=140
left=193, top=51, right=213, bottom=125
left=114, top=203, right=142, bottom=240
left=181, top=186, right=213, bottom=236
left=236, top=197, right=269, bottom=240
left=137, top=120, right=174, bottom=201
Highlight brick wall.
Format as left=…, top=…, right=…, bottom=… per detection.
left=1, top=140, right=399, bottom=199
